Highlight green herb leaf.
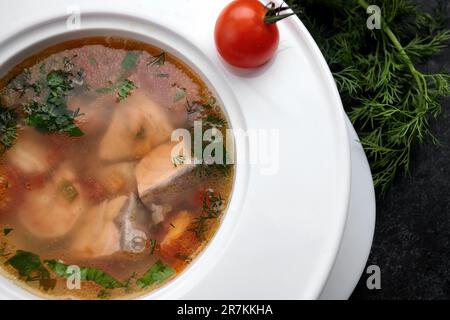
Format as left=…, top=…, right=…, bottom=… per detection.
left=97, top=289, right=111, bottom=299
left=149, top=239, right=157, bottom=255
left=117, top=79, right=137, bottom=102
left=173, top=87, right=186, bottom=102
left=6, top=250, right=56, bottom=291
left=24, top=101, right=83, bottom=137
left=58, top=180, right=78, bottom=203
left=121, top=51, right=141, bottom=71
left=136, top=260, right=175, bottom=288
left=96, top=86, right=116, bottom=94
left=0, top=105, right=18, bottom=153
left=45, top=260, right=123, bottom=289
left=2, top=227, right=13, bottom=236
left=21, top=69, right=84, bottom=136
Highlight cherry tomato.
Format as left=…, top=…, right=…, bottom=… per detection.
left=215, top=0, right=280, bottom=68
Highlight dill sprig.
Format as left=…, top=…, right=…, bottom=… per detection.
left=0, top=105, right=18, bottom=153
left=290, top=0, right=450, bottom=192
left=189, top=190, right=224, bottom=240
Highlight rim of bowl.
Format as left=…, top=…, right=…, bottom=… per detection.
left=0, top=8, right=351, bottom=300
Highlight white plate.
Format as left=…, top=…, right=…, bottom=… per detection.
left=319, top=116, right=376, bottom=299
left=0, top=0, right=352, bottom=299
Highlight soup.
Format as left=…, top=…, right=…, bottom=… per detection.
left=0, top=38, right=233, bottom=299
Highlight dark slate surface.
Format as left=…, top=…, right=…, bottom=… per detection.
left=350, top=0, right=450, bottom=300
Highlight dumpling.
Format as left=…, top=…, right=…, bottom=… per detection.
left=99, top=91, right=173, bottom=162
left=6, top=128, right=51, bottom=175
left=18, top=164, right=85, bottom=238
left=67, top=94, right=114, bottom=136
left=94, top=161, right=137, bottom=195
left=135, top=142, right=197, bottom=210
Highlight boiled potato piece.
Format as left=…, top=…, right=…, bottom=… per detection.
left=18, top=164, right=85, bottom=238
left=99, top=91, right=173, bottom=162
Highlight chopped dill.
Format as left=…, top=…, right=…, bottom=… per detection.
left=148, top=52, right=166, bottom=67
left=149, top=239, right=157, bottom=255
left=189, top=190, right=224, bottom=240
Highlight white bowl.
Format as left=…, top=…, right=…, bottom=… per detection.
left=0, top=0, right=351, bottom=300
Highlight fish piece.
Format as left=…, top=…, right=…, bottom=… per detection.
left=135, top=142, right=198, bottom=210
left=118, top=193, right=148, bottom=254
left=70, top=196, right=127, bottom=258
left=150, top=203, right=172, bottom=225
left=71, top=193, right=150, bottom=258
left=18, top=164, right=85, bottom=238
left=99, top=91, right=173, bottom=162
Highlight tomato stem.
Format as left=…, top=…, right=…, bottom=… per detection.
left=263, top=2, right=300, bottom=24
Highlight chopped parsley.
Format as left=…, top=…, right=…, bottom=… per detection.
left=117, top=79, right=137, bottom=102
left=45, top=259, right=123, bottom=289
left=23, top=70, right=84, bottom=136
left=6, top=250, right=56, bottom=291
left=136, top=260, right=175, bottom=288
left=121, top=51, right=141, bottom=71
left=24, top=100, right=83, bottom=137
left=96, top=78, right=137, bottom=102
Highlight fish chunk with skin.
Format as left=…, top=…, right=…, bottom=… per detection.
left=18, top=164, right=85, bottom=238
left=71, top=193, right=150, bottom=258
left=99, top=91, right=174, bottom=162
left=136, top=142, right=198, bottom=211
left=119, top=193, right=149, bottom=254
left=151, top=203, right=172, bottom=225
